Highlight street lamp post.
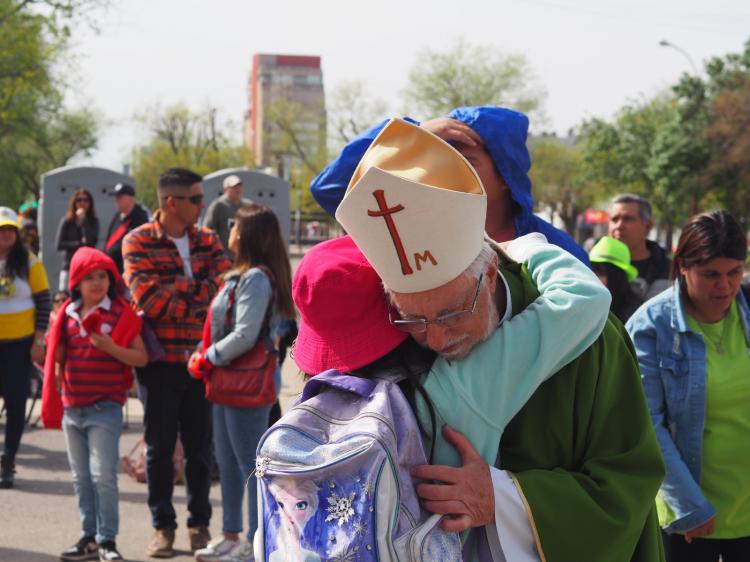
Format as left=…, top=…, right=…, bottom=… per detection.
left=658, top=40, right=698, bottom=74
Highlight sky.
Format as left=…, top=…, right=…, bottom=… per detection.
left=68, top=0, right=749, bottom=173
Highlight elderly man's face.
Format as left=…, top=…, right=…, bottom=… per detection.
left=608, top=202, right=651, bottom=251
left=389, top=265, right=499, bottom=360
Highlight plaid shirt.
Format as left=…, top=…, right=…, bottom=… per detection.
left=123, top=213, right=232, bottom=364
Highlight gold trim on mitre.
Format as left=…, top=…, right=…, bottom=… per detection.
left=336, top=118, right=488, bottom=294
left=347, top=118, right=485, bottom=196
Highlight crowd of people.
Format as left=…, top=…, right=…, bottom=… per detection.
left=0, top=104, right=747, bottom=562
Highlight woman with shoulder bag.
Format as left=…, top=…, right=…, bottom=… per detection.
left=188, top=204, right=295, bottom=562
left=627, top=210, right=750, bottom=561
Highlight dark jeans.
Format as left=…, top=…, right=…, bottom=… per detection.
left=137, top=362, right=212, bottom=530
left=664, top=531, right=750, bottom=562
left=0, top=337, right=32, bottom=459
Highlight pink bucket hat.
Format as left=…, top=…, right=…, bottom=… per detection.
left=292, top=235, right=408, bottom=374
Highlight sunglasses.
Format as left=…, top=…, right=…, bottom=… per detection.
left=171, top=194, right=204, bottom=205
left=75, top=197, right=90, bottom=203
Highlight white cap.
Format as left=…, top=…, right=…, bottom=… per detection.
left=335, top=119, right=486, bottom=293
left=0, top=207, right=19, bottom=229
left=223, top=175, right=242, bottom=189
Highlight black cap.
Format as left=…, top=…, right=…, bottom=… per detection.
left=113, top=183, right=135, bottom=197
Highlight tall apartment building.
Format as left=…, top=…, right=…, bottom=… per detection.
left=245, top=54, right=326, bottom=173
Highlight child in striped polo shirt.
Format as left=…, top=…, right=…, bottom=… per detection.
left=42, top=248, right=148, bottom=562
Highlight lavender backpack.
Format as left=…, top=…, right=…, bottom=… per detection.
left=253, top=369, right=462, bottom=562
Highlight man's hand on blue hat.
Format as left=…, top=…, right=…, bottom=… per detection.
left=421, top=118, right=483, bottom=149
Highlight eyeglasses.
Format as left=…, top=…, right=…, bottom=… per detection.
left=227, top=218, right=237, bottom=230
left=75, top=198, right=90, bottom=203
left=389, top=273, right=483, bottom=334
left=170, top=194, right=204, bottom=205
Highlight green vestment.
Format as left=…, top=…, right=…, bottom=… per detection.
left=497, top=259, right=666, bottom=562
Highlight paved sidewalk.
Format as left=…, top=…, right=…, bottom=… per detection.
left=0, top=360, right=305, bottom=562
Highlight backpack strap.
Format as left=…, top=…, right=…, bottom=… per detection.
left=300, top=369, right=376, bottom=402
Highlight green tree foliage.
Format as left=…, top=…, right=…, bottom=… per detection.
left=327, top=80, right=388, bottom=150
left=130, top=103, right=252, bottom=209
left=403, top=38, right=546, bottom=122
left=265, top=98, right=327, bottom=213
left=672, top=39, right=750, bottom=225
left=530, top=138, right=595, bottom=235
left=0, top=0, right=101, bottom=206
left=578, top=95, right=707, bottom=248
left=579, top=38, right=750, bottom=246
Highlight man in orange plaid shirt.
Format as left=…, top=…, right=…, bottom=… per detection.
left=123, top=168, right=231, bottom=558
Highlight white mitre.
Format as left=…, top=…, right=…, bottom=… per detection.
left=335, top=118, right=487, bottom=293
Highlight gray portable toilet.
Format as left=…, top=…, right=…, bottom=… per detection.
left=39, top=166, right=135, bottom=290
left=202, top=169, right=290, bottom=246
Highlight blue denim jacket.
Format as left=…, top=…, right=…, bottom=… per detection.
left=206, top=267, right=280, bottom=367
left=625, top=281, right=750, bottom=533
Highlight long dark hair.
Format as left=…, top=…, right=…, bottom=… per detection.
left=672, top=211, right=747, bottom=293
left=354, top=339, right=439, bottom=463
left=303, top=339, right=439, bottom=462
left=64, top=188, right=97, bottom=223
left=3, top=226, right=29, bottom=279
left=231, top=204, right=295, bottom=320
left=592, top=262, right=630, bottom=317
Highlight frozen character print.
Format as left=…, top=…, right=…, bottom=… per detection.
left=268, top=477, right=322, bottom=562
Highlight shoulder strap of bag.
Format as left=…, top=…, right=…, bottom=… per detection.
left=224, top=266, right=276, bottom=339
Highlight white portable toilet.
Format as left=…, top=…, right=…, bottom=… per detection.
left=39, top=166, right=135, bottom=289
left=202, top=168, right=290, bottom=246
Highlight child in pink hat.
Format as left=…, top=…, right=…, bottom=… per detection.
left=292, top=234, right=611, bottom=470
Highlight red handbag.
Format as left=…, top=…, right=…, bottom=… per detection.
left=204, top=267, right=278, bottom=408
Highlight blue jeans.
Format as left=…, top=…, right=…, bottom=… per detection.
left=213, top=403, right=271, bottom=541
left=62, top=400, right=123, bottom=544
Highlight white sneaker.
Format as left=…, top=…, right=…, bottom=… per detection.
left=226, top=541, right=254, bottom=562
left=194, top=537, right=239, bottom=562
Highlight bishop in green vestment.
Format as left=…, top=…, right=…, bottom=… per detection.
left=482, top=257, right=666, bottom=561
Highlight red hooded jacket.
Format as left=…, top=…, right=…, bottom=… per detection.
left=41, top=247, right=142, bottom=429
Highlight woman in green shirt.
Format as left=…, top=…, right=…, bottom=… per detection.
left=627, top=210, right=750, bottom=561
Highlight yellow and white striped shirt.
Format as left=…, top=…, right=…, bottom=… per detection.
left=0, top=255, right=50, bottom=340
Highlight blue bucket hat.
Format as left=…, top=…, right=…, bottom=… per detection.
left=447, top=106, right=533, bottom=216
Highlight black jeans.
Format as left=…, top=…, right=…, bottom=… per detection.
left=664, top=531, right=750, bottom=562
left=0, top=337, right=32, bottom=459
left=137, top=362, right=212, bottom=530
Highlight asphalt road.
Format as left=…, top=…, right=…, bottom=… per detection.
left=0, top=358, right=305, bottom=562
left=1, top=254, right=307, bottom=562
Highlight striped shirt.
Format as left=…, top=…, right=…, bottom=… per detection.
left=122, top=214, right=231, bottom=364
left=62, top=297, right=130, bottom=408
left=0, top=254, right=51, bottom=340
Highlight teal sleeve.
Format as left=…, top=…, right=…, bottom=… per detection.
left=420, top=242, right=612, bottom=468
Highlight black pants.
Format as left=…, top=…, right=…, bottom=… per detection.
left=137, top=362, right=212, bottom=530
left=0, top=337, right=32, bottom=459
left=664, top=531, right=750, bottom=562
